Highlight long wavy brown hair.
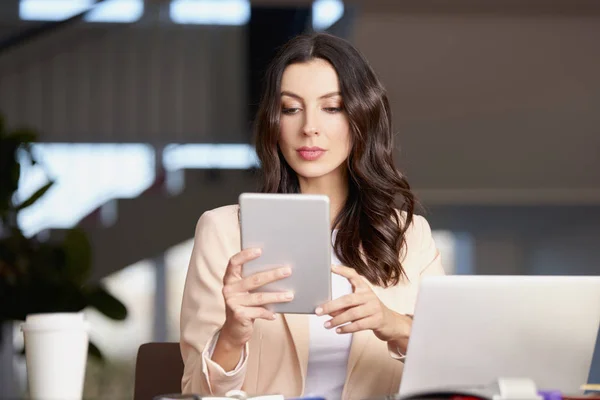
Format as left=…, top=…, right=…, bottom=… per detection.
left=253, top=33, right=416, bottom=287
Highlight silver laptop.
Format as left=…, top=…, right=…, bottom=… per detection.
left=399, top=275, right=600, bottom=396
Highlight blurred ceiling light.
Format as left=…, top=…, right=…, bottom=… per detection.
left=20, top=0, right=91, bottom=21
left=162, top=143, right=259, bottom=171
left=84, top=0, right=144, bottom=23
left=312, top=0, right=344, bottom=31
left=170, top=0, right=251, bottom=25
left=19, top=0, right=143, bottom=22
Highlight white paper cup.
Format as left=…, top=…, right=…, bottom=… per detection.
left=21, top=313, right=90, bottom=400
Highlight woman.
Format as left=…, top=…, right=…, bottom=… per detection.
left=180, top=33, right=444, bottom=400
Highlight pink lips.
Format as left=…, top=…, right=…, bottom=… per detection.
left=297, top=146, right=326, bottom=161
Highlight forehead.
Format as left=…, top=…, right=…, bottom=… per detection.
left=280, top=58, right=340, bottom=97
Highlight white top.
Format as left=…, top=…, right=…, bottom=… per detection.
left=304, top=249, right=353, bottom=398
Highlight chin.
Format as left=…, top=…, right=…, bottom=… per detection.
left=289, top=163, right=335, bottom=180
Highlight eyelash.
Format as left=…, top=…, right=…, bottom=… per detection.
left=281, top=107, right=342, bottom=115
left=282, top=108, right=300, bottom=115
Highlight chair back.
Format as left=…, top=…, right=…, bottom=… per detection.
left=134, top=342, right=184, bottom=400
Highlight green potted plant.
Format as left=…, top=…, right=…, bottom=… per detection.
left=0, top=113, right=127, bottom=360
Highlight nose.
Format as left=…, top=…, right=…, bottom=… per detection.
left=303, top=125, right=318, bottom=136
left=302, top=108, right=319, bottom=136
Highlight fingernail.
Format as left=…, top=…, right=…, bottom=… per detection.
left=253, top=248, right=262, bottom=255
left=336, top=328, right=341, bottom=333
left=281, top=267, right=292, bottom=276
left=324, top=321, right=331, bottom=329
left=284, top=292, right=294, bottom=300
left=315, top=307, right=323, bottom=315
left=271, top=314, right=277, bottom=320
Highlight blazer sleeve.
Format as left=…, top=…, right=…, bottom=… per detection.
left=180, top=210, right=248, bottom=395
left=387, top=215, right=445, bottom=361
left=415, top=215, right=445, bottom=279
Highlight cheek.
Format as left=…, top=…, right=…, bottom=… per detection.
left=279, top=117, right=301, bottom=141
left=332, top=120, right=352, bottom=154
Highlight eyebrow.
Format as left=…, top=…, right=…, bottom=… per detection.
left=281, top=91, right=341, bottom=100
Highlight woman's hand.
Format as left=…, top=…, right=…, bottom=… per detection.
left=219, top=248, right=294, bottom=348
left=316, top=265, right=412, bottom=345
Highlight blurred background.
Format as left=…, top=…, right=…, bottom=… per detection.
left=0, top=0, right=599, bottom=398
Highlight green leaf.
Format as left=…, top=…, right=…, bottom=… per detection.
left=88, top=340, right=105, bottom=362
left=16, top=181, right=54, bottom=211
left=0, top=142, right=20, bottom=206
left=86, top=285, right=127, bottom=321
left=63, top=228, right=92, bottom=285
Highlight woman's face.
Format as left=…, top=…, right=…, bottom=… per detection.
left=278, top=58, right=351, bottom=183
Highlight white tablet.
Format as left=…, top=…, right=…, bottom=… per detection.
left=239, top=192, right=332, bottom=314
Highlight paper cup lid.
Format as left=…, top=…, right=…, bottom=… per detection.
left=21, top=312, right=90, bottom=332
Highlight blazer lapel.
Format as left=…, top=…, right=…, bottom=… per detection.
left=342, top=328, right=371, bottom=397
left=282, top=313, right=309, bottom=391
left=343, top=284, right=392, bottom=395
left=346, top=328, right=370, bottom=374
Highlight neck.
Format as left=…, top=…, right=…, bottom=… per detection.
left=298, top=169, right=348, bottom=226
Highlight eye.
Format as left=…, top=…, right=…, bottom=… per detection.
left=323, top=107, right=342, bottom=113
left=282, top=107, right=301, bottom=115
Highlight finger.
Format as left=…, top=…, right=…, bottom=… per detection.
left=325, top=304, right=374, bottom=329
left=331, top=265, right=369, bottom=291
left=240, top=291, right=295, bottom=307
left=232, top=306, right=276, bottom=322
left=335, top=316, right=378, bottom=334
left=224, top=248, right=262, bottom=283
left=316, top=293, right=364, bottom=316
left=235, top=266, right=292, bottom=292
left=329, top=308, right=349, bottom=318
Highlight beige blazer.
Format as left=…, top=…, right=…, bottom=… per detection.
left=180, top=205, right=444, bottom=400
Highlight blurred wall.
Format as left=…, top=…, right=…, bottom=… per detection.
left=0, top=24, right=248, bottom=144
left=426, top=205, right=600, bottom=275
left=351, top=0, right=600, bottom=203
